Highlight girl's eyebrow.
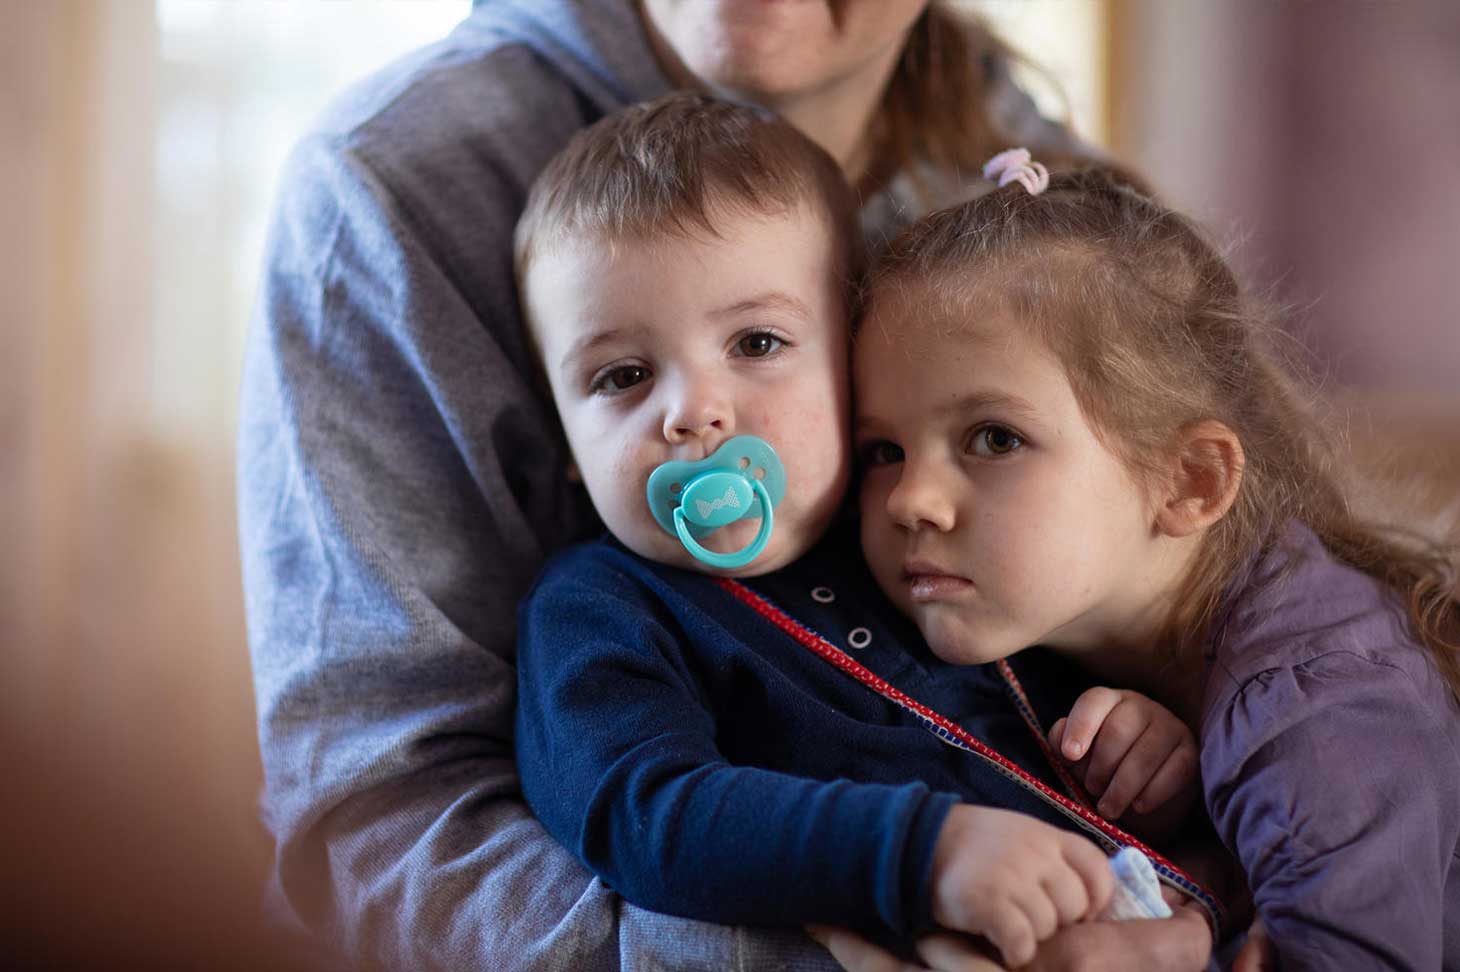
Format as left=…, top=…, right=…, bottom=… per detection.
left=853, top=391, right=1042, bottom=436
left=939, top=390, right=1042, bottom=422
left=853, top=413, right=891, bottom=436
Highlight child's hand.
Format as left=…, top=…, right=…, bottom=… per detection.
left=1048, top=687, right=1200, bottom=831
left=929, top=804, right=1113, bottom=968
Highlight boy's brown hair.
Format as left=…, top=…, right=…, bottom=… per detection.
left=513, top=91, right=863, bottom=326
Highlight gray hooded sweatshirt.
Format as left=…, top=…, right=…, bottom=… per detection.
left=238, top=2, right=1078, bottom=969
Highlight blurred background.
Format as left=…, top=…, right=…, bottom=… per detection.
left=3, top=0, right=1457, bottom=960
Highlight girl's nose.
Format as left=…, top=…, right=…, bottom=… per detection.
left=662, top=373, right=733, bottom=447
left=885, top=461, right=957, bottom=533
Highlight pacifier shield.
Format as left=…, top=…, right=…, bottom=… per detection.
left=679, top=472, right=753, bottom=528
left=646, top=435, right=786, bottom=539
left=646, top=436, right=787, bottom=569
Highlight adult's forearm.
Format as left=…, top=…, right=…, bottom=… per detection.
left=276, top=757, right=844, bottom=971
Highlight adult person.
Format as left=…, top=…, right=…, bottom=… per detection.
left=239, top=2, right=1209, bottom=969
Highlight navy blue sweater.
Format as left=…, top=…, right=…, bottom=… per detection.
left=515, top=522, right=1098, bottom=939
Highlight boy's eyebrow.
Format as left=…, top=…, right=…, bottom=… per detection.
left=559, top=324, right=646, bottom=372
left=709, top=292, right=814, bottom=322
left=556, top=294, right=808, bottom=372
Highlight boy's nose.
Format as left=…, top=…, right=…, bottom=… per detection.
left=664, top=414, right=726, bottom=446
left=885, top=463, right=957, bottom=533
left=662, top=377, right=733, bottom=448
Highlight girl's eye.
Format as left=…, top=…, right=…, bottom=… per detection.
left=592, top=364, right=650, bottom=394
left=735, top=332, right=784, bottom=358
left=970, top=425, right=1023, bottom=457
left=860, top=441, right=905, bottom=467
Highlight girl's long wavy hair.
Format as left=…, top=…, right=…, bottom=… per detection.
left=864, top=165, right=1460, bottom=703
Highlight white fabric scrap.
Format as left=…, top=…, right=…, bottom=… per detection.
left=1099, top=847, right=1174, bottom=921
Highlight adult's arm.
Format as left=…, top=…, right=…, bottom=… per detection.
left=239, top=121, right=838, bottom=972
left=514, top=560, right=958, bottom=938
left=1204, top=651, right=1459, bottom=971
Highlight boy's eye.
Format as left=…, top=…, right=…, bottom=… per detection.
left=860, top=441, right=904, bottom=466
left=735, top=332, right=784, bottom=358
left=592, top=364, right=651, bottom=393
left=970, top=425, right=1023, bottom=457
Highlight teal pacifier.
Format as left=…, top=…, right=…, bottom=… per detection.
left=646, top=435, right=787, bottom=570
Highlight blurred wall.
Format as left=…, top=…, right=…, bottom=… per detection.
left=1112, top=0, right=1460, bottom=479
left=3, top=0, right=267, bottom=903
left=4, top=4, right=474, bottom=956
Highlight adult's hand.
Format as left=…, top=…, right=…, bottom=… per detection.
left=1013, top=905, right=1212, bottom=971
left=1231, top=918, right=1274, bottom=972
left=808, top=925, right=1001, bottom=972
left=810, top=904, right=1212, bottom=972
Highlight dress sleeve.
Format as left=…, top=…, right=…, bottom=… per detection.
left=514, top=563, right=958, bottom=938
left=239, top=134, right=840, bottom=972
left=1202, top=650, right=1458, bottom=971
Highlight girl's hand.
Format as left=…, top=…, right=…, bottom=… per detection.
left=1048, top=687, right=1200, bottom=835
left=929, top=805, right=1113, bottom=967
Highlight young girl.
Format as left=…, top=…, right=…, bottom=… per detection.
left=853, top=151, right=1460, bottom=970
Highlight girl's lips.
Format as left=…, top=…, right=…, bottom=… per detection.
left=905, top=574, right=974, bottom=602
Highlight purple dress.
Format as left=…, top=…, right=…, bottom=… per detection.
left=1199, top=523, right=1460, bottom=969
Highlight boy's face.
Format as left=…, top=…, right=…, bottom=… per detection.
left=854, top=284, right=1165, bottom=664
left=525, top=204, right=851, bottom=576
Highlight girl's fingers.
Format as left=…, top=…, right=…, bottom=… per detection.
left=1049, top=718, right=1096, bottom=784
left=1131, top=740, right=1199, bottom=813
left=1081, top=699, right=1148, bottom=797
left=1047, top=717, right=1067, bottom=753
left=1096, top=722, right=1179, bottom=818
left=1059, top=687, right=1124, bottom=761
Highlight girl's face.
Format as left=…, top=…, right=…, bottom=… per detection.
left=855, top=284, right=1170, bottom=666
left=639, top=0, right=929, bottom=104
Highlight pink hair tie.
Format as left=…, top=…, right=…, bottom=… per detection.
left=982, top=147, right=1049, bottom=196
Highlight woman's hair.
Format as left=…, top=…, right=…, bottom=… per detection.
left=864, top=3, right=1083, bottom=198
left=864, top=165, right=1460, bottom=701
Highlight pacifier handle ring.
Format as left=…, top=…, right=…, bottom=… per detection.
left=672, top=478, right=775, bottom=570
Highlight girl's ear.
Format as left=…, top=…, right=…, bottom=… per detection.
left=1155, top=420, right=1244, bottom=538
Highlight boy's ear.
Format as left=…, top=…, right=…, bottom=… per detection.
left=1154, top=420, right=1244, bottom=538
left=566, top=459, right=583, bottom=484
